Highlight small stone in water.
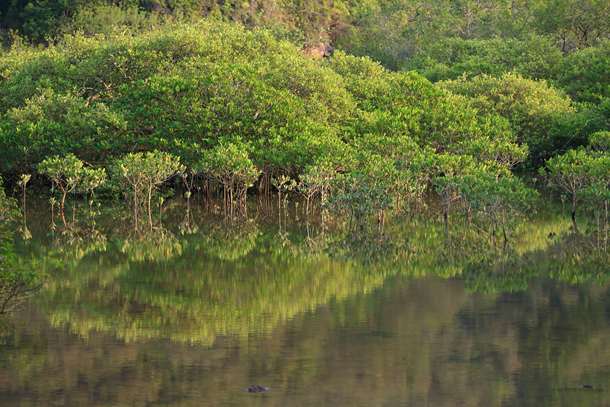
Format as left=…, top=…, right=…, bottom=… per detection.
left=246, top=385, right=269, bottom=393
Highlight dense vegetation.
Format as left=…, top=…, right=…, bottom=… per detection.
left=0, top=21, right=533, bottom=219
left=2, top=0, right=610, bottom=60
left=0, top=0, right=609, bottom=301
left=1, top=6, right=610, bottom=403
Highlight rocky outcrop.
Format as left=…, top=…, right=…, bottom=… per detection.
left=304, top=42, right=335, bottom=59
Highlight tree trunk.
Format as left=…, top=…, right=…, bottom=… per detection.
left=444, top=205, right=451, bottom=255
left=133, top=188, right=139, bottom=230
left=572, top=197, right=579, bottom=233
left=60, top=190, right=67, bottom=227
left=148, top=185, right=153, bottom=230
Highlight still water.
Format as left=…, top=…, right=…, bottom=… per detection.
left=1, top=204, right=609, bottom=407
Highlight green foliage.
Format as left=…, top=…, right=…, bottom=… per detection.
left=533, top=0, right=610, bottom=52
left=558, top=42, right=610, bottom=104
left=0, top=88, right=128, bottom=173
left=79, top=166, right=107, bottom=196
left=66, top=2, right=163, bottom=37
left=0, top=23, right=354, bottom=176
left=327, top=163, right=394, bottom=234
left=39, top=153, right=108, bottom=227
left=459, top=168, right=539, bottom=244
left=326, top=53, right=521, bottom=167
left=38, top=153, right=85, bottom=217
left=404, top=36, right=564, bottom=82
left=0, top=21, right=530, bottom=219
left=113, top=151, right=184, bottom=229
left=431, top=154, right=479, bottom=214
left=1, top=0, right=610, bottom=77
left=352, top=132, right=436, bottom=215
left=1, top=18, right=605, bottom=250
left=541, top=146, right=610, bottom=233
left=440, top=73, right=580, bottom=169
left=589, top=131, right=610, bottom=152
left=200, top=139, right=260, bottom=214
left=542, top=148, right=595, bottom=204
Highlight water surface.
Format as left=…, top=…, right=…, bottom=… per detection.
left=1, top=205, right=609, bottom=407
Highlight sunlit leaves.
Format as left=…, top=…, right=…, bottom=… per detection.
left=589, top=131, right=610, bottom=152
left=459, top=168, right=539, bottom=243
left=440, top=73, right=577, bottom=169
left=200, top=139, right=260, bottom=215
left=406, top=36, right=564, bottom=82
left=113, top=151, right=184, bottom=229
left=541, top=146, right=610, bottom=234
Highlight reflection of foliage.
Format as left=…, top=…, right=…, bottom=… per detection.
left=0, top=317, right=13, bottom=343
left=460, top=222, right=610, bottom=293
left=23, top=223, right=388, bottom=345
left=198, top=220, right=261, bottom=261
left=548, top=232, right=610, bottom=285
left=462, top=250, right=538, bottom=294
left=0, top=178, right=44, bottom=314
left=117, top=230, right=182, bottom=263
left=14, top=196, right=610, bottom=348
left=511, top=214, right=572, bottom=256
left=326, top=232, right=405, bottom=267
left=48, top=230, right=108, bottom=266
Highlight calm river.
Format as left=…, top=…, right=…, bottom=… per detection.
left=1, top=203, right=609, bottom=407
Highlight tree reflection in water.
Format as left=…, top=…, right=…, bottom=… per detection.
left=1, top=204, right=610, bottom=406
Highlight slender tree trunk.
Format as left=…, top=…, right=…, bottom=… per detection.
left=596, top=207, right=601, bottom=249
left=72, top=189, right=76, bottom=224
left=378, top=210, right=385, bottom=234
left=60, top=190, right=67, bottom=227
left=321, top=186, right=327, bottom=225
left=492, top=218, right=497, bottom=253
left=22, top=185, right=27, bottom=224
left=133, top=189, right=139, bottom=230
left=501, top=209, right=508, bottom=246
left=572, top=196, right=579, bottom=233
left=444, top=201, right=451, bottom=255
left=604, top=201, right=608, bottom=250
left=148, top=184, right=153, bottom=230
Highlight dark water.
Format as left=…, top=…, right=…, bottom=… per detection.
left=1, top=205, right=610, bottom=407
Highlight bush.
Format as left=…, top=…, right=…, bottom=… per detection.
left=404, top=36, right=563, bottom=83
left=440, top=73, right=579, bottom=169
